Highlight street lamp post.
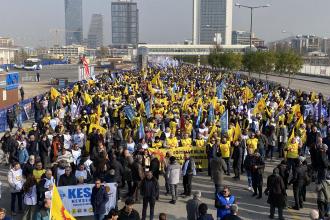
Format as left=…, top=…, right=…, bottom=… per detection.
left=235, top=3, right=270, bottom=51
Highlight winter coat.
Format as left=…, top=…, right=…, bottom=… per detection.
left=150, top=157, right=160, bottom=179
left=265, top=174, right=286, bottom=207
left=140, top=177, right=159, bottom=199
left=231, top=146, right=242, bottom=168
left=18, top=147, right=29, bottom=164
left=8, top=168, right=24, bottom=193
left=316, top=180, right=330, bottom=203
left=250, top=156, right=265, bottom=185
left=210, top=157, right=227, bottom=185
left=186, top=198, right=202, bottom=220
left=197, top=214, right=214, bottom=220
left=131, top=161, right=144, bottom=182
left=257, top=134, right=268, bottom=150
left=278, top=126, right=288, bottom=143
left=27, top=141, right=39, bottom=157
left=91, top=185, right=109, bottom=214
left=58, top=174, right=77, bottom=186
left=108, top=159, right=124, bottom=184
left=289, top=164, right=307, bottom=187
left=215, top=194, right=236, bottom=219
left=166, top=161, right=181, bottom=185
left=118, top=208, right=140, bottom=220
left=34, top=208, right=50, bottom=220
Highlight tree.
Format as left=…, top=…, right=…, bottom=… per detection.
left=242, top=52, right=260, bottom=76
left=259, top=51, right=276, bottom=82
left=208, top=47, right=222, bottom=68
left=275, top=50, right=303, bottom=88
left=14, top=48, right=28, bottom=64
left=222, top=52, right=242, bottom=72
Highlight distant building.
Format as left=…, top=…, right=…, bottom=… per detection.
left=0, top=37, right=18, bottom=65
left=65, top=0, right=83, bottom=45
left=111, top=0, right=139, bottom=47
left=87, top=14, right=104, bottom=49
left=49, top=45, right=86, bottom=58
left=193, top=0, right=232, bottom=45
left=232, top=30, right=265, bottom=47
left=291, top=35, right=320, bottom=54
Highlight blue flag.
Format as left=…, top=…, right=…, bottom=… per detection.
left=139, top=120, right=145, bottom=139
left=145, top=101, right=151, bottom=119
left=123, top=105, right=136, bottom=121
left=196, top=107, right=202, bottom=127
left=208, top=104, right=215, bottom=123
left=220, top=110, right=228, bottom=133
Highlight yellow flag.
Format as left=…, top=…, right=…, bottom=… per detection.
left=73, top=85, right=79, bottom=94
left=242, top=87, right=254, bottom=103
left=124, top=86, right=129, bottom=95
left=50, top=87, right=61, bottom=100
left=311, top=91, right=316, bottom=102
left=84, top=92, right=92, bottom=105
left=148, top=83, right=155, bottom=95
left=208, top=124, right=217, bottom=143
left=291, top=104, right=301, bottom=117
left=278, top=99, right=285, bottom=108
left=253, top=98, right=266, bottom=115
left=151, top=72, right=160, bottom=85
left=50, top=185, right=76, bottom=220
left=288, top=128, right=295, bottom=145
left=233, top=122, right=241, bottom=141
left=89, top=123, right=107, bottom=135
left=295, top=116, right=304, bottom=129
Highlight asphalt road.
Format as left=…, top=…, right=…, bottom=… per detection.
left=0, top=156, right=318, bottom=220
left=245, top=72, right=330, bottom=97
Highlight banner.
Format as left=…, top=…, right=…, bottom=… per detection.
left=58, top=183, right=117, bottom=217
left=220, top=110, right=228, bottom=133
left=123, top=105, right=136, bottom=121
left=149, top=147, right=208, bottom=169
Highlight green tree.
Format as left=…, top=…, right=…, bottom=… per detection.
left=259, top=51, right=276, bottom=82
left=275, top=50, right=303, bottom=88
left=221, top=52, right=242, bottom=72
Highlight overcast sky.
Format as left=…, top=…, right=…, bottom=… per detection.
left=0, top=0, right=329, bottom=47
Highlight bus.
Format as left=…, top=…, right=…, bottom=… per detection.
left=24, top=58, right=42, bottom=71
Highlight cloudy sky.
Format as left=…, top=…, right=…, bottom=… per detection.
left=0, top=0, right=329, bottom=47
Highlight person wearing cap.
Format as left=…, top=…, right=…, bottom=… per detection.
left=186, top=191, right=202, bottom=220
left=166, top=156, right=181, bottom=204
left=288, top=156, right=307, bottom=210
left=264, top=168, right=286, bottom=220
left=215, top=186, right=236, bottom=220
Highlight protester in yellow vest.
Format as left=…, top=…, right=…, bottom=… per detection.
left=180, top=133, right=192, bottom=148
left=152, top=136, right=163, bottom=149
left=195, top=133, right=205, bottom=148
left=166, top=133, right=178, bottom=148
left=247, top=133, right=258, bottom=153
left=220, top=137, right=231, bottom=175
left=286, top=137, right=299, bottom=159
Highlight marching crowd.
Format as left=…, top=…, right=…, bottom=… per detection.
left=0, top=64, right=329, bottom=220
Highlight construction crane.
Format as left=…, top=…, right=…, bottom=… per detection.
left=49, top=28, right=82, bottom=46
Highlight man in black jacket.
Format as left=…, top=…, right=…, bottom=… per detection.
left=149, top=154, right=160, bottom=180
left=289, top=157, right=307, bottom=210
left=58, top=166, right=77, bottom=186
left=232, top=140, right=243, bottom=180
left=251, top=152, right=265, bottom=199
left=91, top=178, right=109, bottom=220
left=140, top=171, right=159, bottom=220
left=118, top=198, right=141, bottom=220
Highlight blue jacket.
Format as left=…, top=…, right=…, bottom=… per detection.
left=215, top=194, right=235, bottom=218
left=18, top=147, right=29, bottom=164
left=91, top=185, right=109, bottom=214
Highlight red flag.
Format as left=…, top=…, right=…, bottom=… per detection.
left=82, top=57, right=90, bottom=78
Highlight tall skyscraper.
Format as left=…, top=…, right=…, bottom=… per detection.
left=111, top=0, right=139, bottom=46
left=87, top=14, right=104, bottom=49
left=193, top=0, right=232, bottom=45
left=65, top=0, right=83, bottom=45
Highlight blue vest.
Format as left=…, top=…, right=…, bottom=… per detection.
left=216, top=194, right=235, bottom=218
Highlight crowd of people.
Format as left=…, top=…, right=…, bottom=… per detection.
left=0, top=64, right=329, bottom=220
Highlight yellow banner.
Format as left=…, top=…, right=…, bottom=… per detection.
left=149, top=146, right=208, bottom=169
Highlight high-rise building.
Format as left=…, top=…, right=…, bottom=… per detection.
left=232, top=30, right=265, bottom=47
left=65, top=0, right=83, bottom=45
left=111, top=0, right=139, bottom=47
left=193, top=0, right=232, bottom=45
left=87, top=14, right=104, bottom=49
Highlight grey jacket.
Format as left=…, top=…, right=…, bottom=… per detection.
left=316, top=180, right=330, bottom=203
left=210, top=157, right=227, bottom=185
left=186, top=198, right=202, bottom=220
left=278, top=126, right=288, bottom=143
left=166, top=162, right=181, bottom=185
